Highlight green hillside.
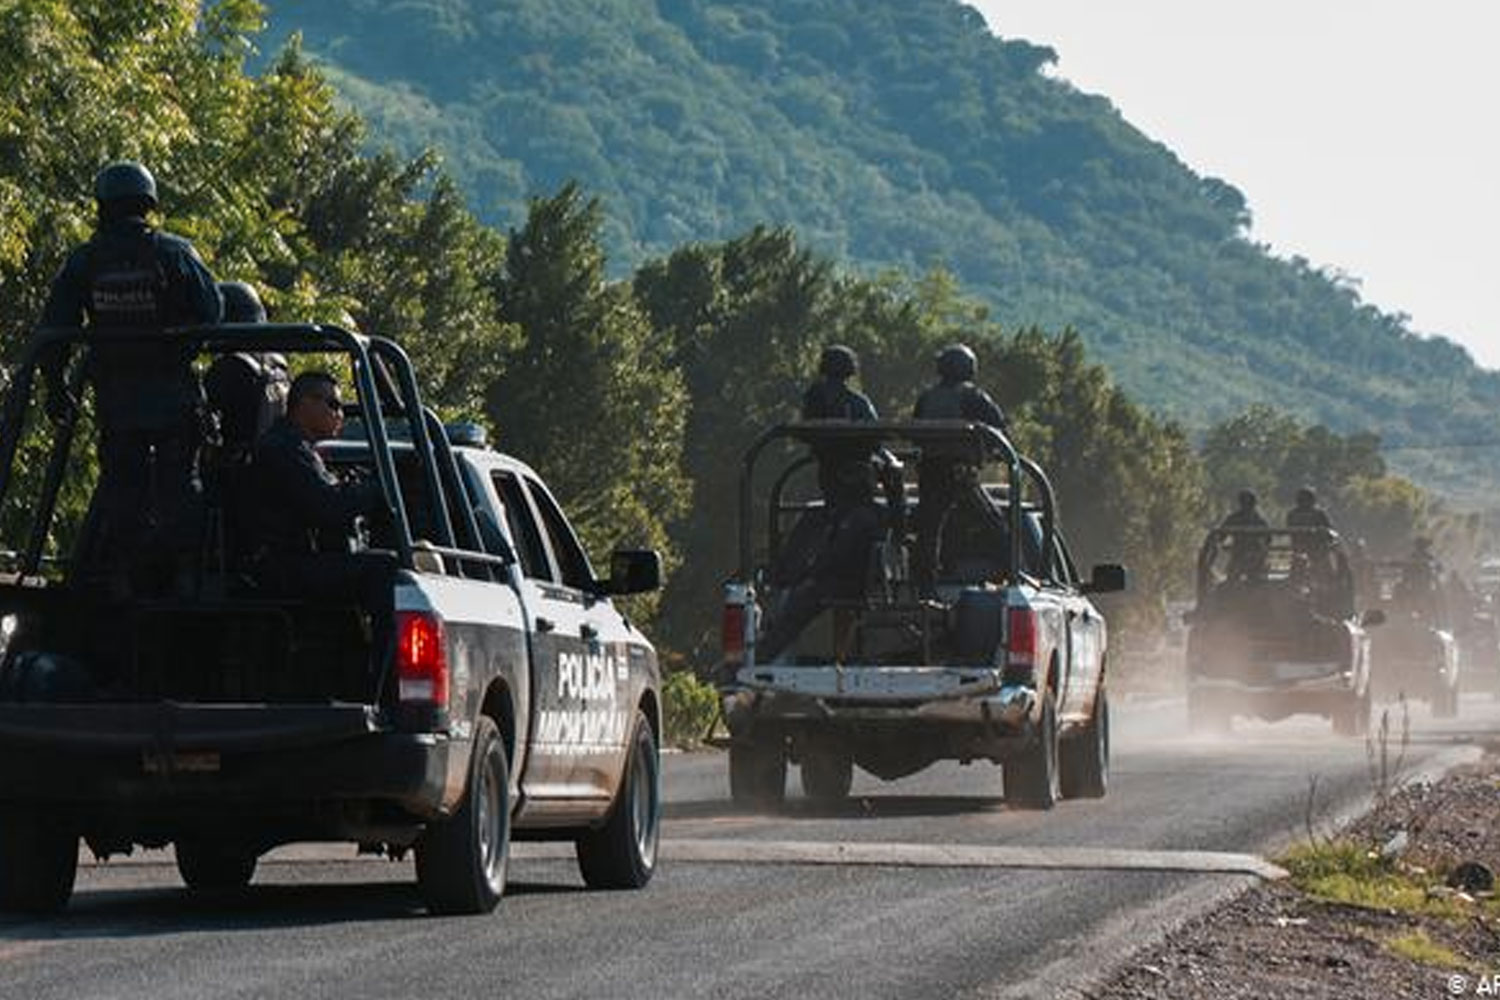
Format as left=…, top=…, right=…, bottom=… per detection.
left=260, top=0, right=1500, bottom=491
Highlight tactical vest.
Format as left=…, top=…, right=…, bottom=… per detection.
left=86, top=231, right=168, bottom=328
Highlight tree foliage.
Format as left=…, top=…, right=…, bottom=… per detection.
left=264, top=0, right=1500, bottom=495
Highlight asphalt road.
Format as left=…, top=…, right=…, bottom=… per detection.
left=0, top=696, right=1491, bottom=1000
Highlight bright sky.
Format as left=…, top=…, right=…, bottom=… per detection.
left=969, top=1, right=1500, bottom=368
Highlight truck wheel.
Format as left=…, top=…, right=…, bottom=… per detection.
left=175, top=841, right=258, bottom=892
left=799, top=738, right=854, bottom=803
left=1007, top=690, right=1060, bottom=810
left=416, top=716, right=509, bottom=915
left=729, top=735, right=786, bottom=809
left=1059, top=687, right=1109, bottom=799
left=576, top=711, right=660, bottom=890
left=0, top=806, right=77, bottom=914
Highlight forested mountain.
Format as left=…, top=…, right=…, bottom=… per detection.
left=258, top=0, right=1500, bottom=491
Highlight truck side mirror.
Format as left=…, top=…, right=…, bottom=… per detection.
left=602, top=549, right=662, bottom=596
left=1081, top=563, right=1127, bottom=595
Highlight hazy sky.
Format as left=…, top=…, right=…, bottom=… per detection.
left=969, top=2, right=1500, bottom=368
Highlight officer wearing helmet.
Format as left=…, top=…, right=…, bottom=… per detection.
left=1286, top=486, right=1332, bottom=531
left=760, top=345, right=887, bottom=661
left=37, top=161, right=222, bottom=594
left=802, top=344, right=879, bottom=507
left=910, top=342, right=1009, bottom=594
left=1218, top=489, right=1269, bottom=582
left=205, top=280, right=289, bottom=455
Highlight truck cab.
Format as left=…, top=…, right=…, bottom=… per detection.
left=0, top=323, right=662, bottom=915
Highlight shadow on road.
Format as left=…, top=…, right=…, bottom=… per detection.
left=0, top=879, right=578, bottom=940
left=667, top=793, right=1007, bottom=822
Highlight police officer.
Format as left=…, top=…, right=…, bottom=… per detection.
left=910, top=343, right=1009, bottom=594
left=247, top=372, right=396, bottom=674
left=1286, top=486, right=1332, bottom=531
left=1218, top=489, right=1269, bottom=582
left=1220, top=489, right=1268, bottom=530
left=802, top=344, right=879, bottom=508
left=207, top=281, right=289, bottom=452
left=759, top=347, right=886, bottom=662
left=38, top=161, right=223, bottom=594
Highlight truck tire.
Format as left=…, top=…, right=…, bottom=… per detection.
left=0, top=806, right=77, bottom=914
left=799, top=738, right=854, bottom=803
left=576, top=711, right=660, bottom=890
left=416, top=716, right=509, bottom=915
left=1006, top=690, right=1060, bottom=810
left=729, top=735, right=786, bottom=809
left=175, top=841, right=258, bottom=892
left=1059, top=687, right=1109, bottom=799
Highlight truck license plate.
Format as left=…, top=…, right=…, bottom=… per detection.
left=142, top=751, right=222, bottom=774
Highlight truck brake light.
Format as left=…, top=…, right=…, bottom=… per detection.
left=1007, top=607, right=1039, bottom=671
left=722, top=604, right=746, bottom=658
left=396, top=611, right=449, bottom=705
left=722, top=582, right=752, bottom=662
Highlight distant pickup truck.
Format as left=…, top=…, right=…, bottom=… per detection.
left=717, top=421, right=1124, bottom=811
left=0, top=323, right=663, bottom=915
left=1185, top=526, right=1379, bottom=735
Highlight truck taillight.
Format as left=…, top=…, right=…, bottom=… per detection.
left=722, top=582, right=752, bottom=661
left=1007, top=607, right=1039, bottom=671
left=722, top=604, right=745, bottom=657
left=397, top=611, right=448, bottom=705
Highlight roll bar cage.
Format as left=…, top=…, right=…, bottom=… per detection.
left=0, top=324, right=490, bottom=578
left=738, top=419, right=1056, bottom=584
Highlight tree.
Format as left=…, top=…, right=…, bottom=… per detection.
left=488, top=182, right=688, bottom=575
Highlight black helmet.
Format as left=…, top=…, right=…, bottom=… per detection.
left=818, top=344, right=857, bottom=380
left=94, top=161, right=157, bottom=207
left=1295, top=486, right=1316, bottom=507
left=1237, top=489, right=1258, bottom=511
left=936, top=343, right=977, bottom=383
left=219, top=281, right=266, bottom=324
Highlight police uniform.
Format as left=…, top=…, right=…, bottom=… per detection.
left=759, top=376, right=885, bottom=662
left=40, top=215, right=222, bottom=592
left=911, top=379, right=1009, bottom=593
left=1218, top=506, right=1269, bottom=581
left=247, top=416, right=397, bottom=664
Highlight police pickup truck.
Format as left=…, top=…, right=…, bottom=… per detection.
left=718, top=421, right=1124, bottom=810
left=0, top=324, right=663, bottom=915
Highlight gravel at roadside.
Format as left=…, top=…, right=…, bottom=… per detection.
left=1091, top=746, right=1500, bottom=999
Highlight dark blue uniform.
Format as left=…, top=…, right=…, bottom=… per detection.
left=39, top=218, right=222, bottom=592
left=911, top=380, right=1010, bottom=593
left=759, top=378, right=883, bottom=661
left=247, top=417, right=396, bottom=670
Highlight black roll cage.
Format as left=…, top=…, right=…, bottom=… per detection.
left=1196, top=526, right=1348, bottom=601
left=0, top=323, right=497, bottom=578
left=738, top=419, right=1056, bottom=585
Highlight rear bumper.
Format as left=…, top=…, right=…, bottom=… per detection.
left=723, top=664, right=1035, bottom=732
left=0, top=703, right=457, bottom=817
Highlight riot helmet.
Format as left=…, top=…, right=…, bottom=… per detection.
left=219, top=281, right=266, bottom=324
left=936, top=343, right=977, bottom=383
left=818, top=344, right=858, bottom=380
left=94, top=161, right=158, bottom=209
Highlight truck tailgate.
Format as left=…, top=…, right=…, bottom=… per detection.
left=0, top=703, right=380, bottom=752
left=735, top=665, right=1003, bottom=702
